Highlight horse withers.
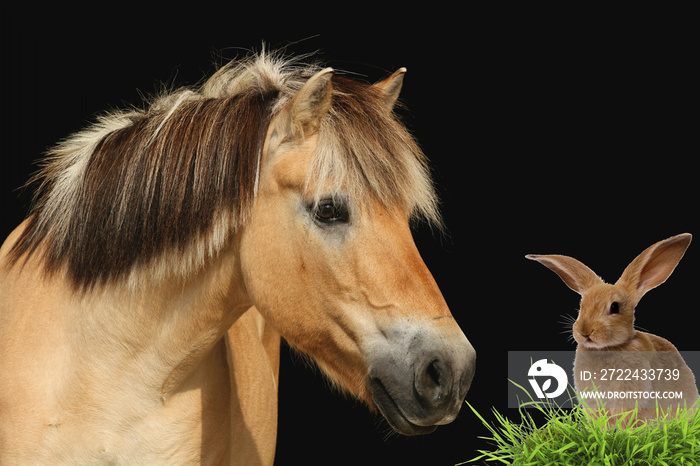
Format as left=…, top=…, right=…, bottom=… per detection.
left=0, top=52, right=475, bottom=464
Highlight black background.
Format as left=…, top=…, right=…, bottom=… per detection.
left=2, top=8, right=697, bottom=465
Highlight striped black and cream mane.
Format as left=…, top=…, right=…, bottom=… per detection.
left=11, top=52, right=440, bottom=288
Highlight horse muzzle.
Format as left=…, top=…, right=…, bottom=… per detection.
left=366, top=324, right=476, bottom=436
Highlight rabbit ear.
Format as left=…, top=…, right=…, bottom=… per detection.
left=526, top=254, right=603, bottom=295
left=616, top=233, right=692, bottom=303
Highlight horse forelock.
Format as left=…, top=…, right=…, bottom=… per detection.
left=312, top=76, right=441, bottom=229
left=10, top=51, right=440, bottom=289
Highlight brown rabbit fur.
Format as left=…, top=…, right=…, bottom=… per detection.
left=527, top=234, right=699, bottom=427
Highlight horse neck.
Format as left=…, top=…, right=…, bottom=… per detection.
left=66, top=238, right=252, bottom=397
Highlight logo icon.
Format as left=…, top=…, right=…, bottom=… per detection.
left=528, top=359, right=568, bottom=399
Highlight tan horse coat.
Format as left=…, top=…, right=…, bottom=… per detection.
left=0, top=53, right=475, bottom=464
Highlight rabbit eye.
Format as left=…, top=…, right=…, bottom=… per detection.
left=609, top=302, right=620, bottom=314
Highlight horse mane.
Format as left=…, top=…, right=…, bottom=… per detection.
left=10, top=51, right=440, bottom=289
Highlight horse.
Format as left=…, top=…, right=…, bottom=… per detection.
left=0, top=51, right=476, bottom=465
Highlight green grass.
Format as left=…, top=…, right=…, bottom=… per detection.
left=462, top=383, right=700, bottom=465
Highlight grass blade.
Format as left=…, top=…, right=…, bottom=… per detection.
left=462, top=382, right=700, bottom=465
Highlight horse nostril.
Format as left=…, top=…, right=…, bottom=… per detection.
left=415, top=357, right=451, bottom=410
left=427, top=360, right=442, bottom=387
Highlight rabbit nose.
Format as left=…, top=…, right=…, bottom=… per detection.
left=574, top=322, right=592, bottom=338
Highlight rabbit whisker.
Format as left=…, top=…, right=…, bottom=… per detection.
left=558, top=313, right=577, bottom=344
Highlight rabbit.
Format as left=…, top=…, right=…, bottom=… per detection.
left=527, top=233, right=699, bottom=427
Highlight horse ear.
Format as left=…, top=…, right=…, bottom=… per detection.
left=290, top=67, right=334, bottom=136
left=373, top=67, right=407, bottom=110
left=269, top=67, right=334, bottom=148
left=526, top=254, right=603, bottom=295
left=616, top=233, right=692, bottom=304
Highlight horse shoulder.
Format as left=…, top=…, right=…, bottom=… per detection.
left=0, top=220, right=79, bottom=461
left=0, top=220, right=228, bottom=464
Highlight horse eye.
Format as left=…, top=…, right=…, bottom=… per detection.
left=609, top=302, right=620, bottom=314
left=317, top=203, right=337, bottom=220
left=313, top=200, right=349, bottom=224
